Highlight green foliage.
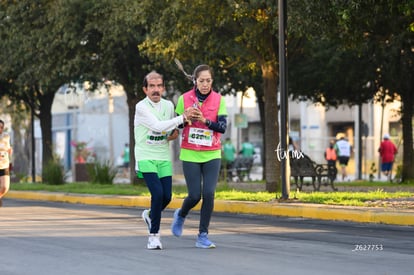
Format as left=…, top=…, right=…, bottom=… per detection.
left=295, top=189, right=413, bottom=207
left=0, top=0, right=99, bottom=166
left=137, top=0, right=275, bottom=94
left=215, top=190, right=275, bottom=202
left=42, top=159, right=66, bottom=185
left=12, top=182, right=150, bottom=195
left=86, top=160, right=117, bottom=185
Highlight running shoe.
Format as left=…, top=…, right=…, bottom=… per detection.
left=142, top=209, right=151, bottom=233
left=147, top=233, right=162, bottom=250
left=171, top=209, right=185, bottom=237
left=196, top=232, right=216, bottom=249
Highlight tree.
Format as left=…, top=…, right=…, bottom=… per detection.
left=288, top=0, right=414, bottom=180
left=71, top=0, right=155, bottom=183
left=288, top=39, right=377, bottom=105
left=0, top=0, right=96, bottom=169
left=3, top=0, right=191, bottom=184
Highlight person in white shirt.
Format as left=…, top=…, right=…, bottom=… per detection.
left=0, top=119, right=12, bottom=207
left=334, top=134, right=352, bottom=181
left=134, top=71, right=197, bottom=250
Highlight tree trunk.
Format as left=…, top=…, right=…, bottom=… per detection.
left=256, top=89, right=266, bottom=180
left=10, top=112, right=31, bottom=181
left=261, top=62, right=280, bottom=192
left=125, top=84, right=146, bottom=185
left=401, top=90, right=414, bottom=181
left=38, top=91, right=55, bottom=170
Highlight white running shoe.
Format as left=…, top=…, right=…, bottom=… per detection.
left=142, top=209, right=151, bottom=233
left=147, top=233, right=162, bottom=250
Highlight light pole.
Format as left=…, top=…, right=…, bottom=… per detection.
left=31, top=106, right=36, bottom=183
left=279, top=0, right=290, bottom=199
left=236, top=90, right=249, bottom=153
left=378, top=91, right=386, bottom=180
left=104, top=80, right=115, bottom=163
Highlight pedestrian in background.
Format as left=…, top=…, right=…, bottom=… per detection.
left=223, top=138, right=236, bottom=171
left=134, top=71, right=197, bottom=250
left=324, top=140, right=338, bottom=181
left=324, top=140, right=337, bottom=167
left=334, top=134, right=352, bottom=181
left=240, top=137, right=254, bottom=158
left=378, top=133, right=398, bottom=181
left=121, top=143, right=130, bottom=178
left=0, top=119, right=12, bottom=207
left=171, top=64, right=227, bottom=249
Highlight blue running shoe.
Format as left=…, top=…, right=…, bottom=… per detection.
left=196, top=232, right=216, bottom=249
left=171, top=209, right=185, bottom=237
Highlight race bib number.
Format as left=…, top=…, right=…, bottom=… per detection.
left=146, top=131, right=168, bottom=145
left=188, top=127, right=213, bottom=146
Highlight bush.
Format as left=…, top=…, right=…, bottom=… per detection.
left=42, top=159, right=65, bottom=185
left=87, top=160, right=117, bottom=185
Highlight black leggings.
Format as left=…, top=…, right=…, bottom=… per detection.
left=0, top=168, right=10, bottom=176
left=180, top=159, right=221, bottom=234
left=142, top=173, right=172, bottom=234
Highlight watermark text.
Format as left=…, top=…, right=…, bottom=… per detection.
left=275, top=143, right=304, bottom=161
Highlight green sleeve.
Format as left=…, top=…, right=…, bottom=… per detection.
left=218, top=97, right=227, bottom=116
left=175, top=96, right=184, bottom=115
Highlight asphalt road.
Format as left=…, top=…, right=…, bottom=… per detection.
left=1, top=199, right=413, bottom=275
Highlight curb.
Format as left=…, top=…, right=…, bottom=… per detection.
left=6, top=191, right=414, bottom=226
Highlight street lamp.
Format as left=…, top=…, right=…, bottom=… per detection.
left=279, top=0, right=290, bottom=199
left=104, top=80, right=115, bottom=163
left=236, top=90, right=250, bottom=152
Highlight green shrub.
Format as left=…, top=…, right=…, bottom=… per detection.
left=42, top=159, right=65, bottom=185
left=87, top=160, right=117, bottom=185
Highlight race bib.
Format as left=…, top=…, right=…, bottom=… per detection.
left=146, top=131, right=168, bottom=145
left=188, top=127, right=213, bottom=146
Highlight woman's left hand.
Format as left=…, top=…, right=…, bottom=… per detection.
left=193, top=109, right=206, bottom=123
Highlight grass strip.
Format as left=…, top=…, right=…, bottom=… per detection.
left=10, top=182, right=413, bottom=207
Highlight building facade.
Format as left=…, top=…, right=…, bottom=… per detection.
left=49, top=83, right=129, bottom=175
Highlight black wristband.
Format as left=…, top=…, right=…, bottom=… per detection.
left=205, top=119, right=211, bottom=127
